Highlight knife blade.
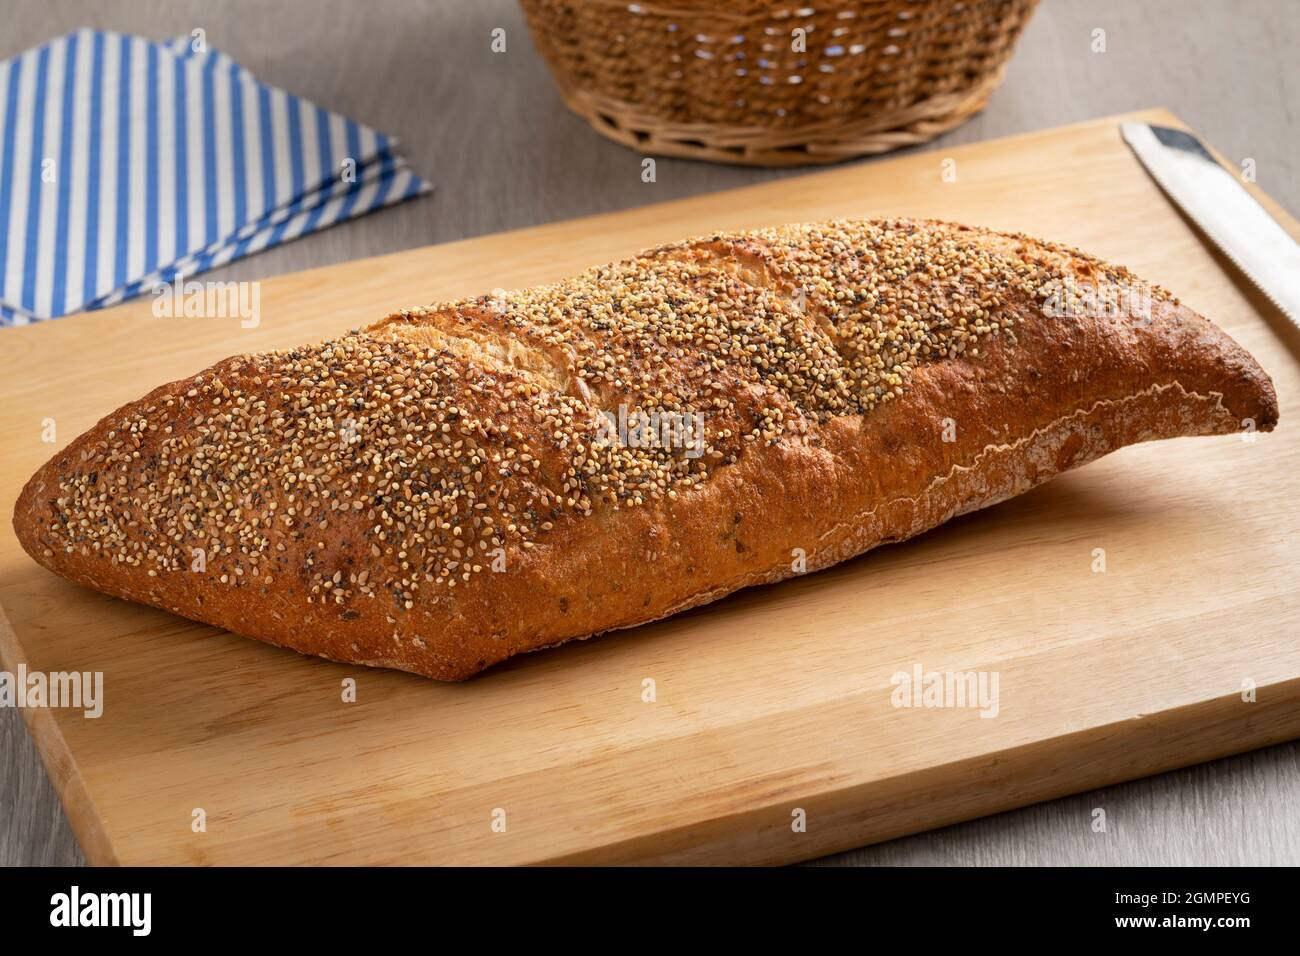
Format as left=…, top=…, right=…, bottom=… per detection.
left=1120, top=121, right=1300, bottom=328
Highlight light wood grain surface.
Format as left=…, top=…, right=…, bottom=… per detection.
left=5, top=109, right=1300, bottom=865
left=2, top=0, right=1298, bottom=867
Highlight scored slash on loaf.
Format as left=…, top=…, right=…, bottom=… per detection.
left=13, top=219, right=1279, bottom=679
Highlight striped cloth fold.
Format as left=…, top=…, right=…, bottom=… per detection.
left=0, top=29, right=430, bottom=326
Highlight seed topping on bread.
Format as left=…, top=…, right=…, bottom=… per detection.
left=34, top=219, right=1164, bottom=612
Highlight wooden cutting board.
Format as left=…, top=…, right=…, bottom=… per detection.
left=3, top=109, right=1299, bottom=866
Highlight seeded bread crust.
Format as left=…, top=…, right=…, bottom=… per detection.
left=13, top=219, right=1279, bottom=679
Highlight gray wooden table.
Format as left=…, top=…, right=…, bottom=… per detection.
left=3, top=0, right=1298, bottom=867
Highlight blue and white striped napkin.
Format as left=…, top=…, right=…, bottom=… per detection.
left=0, top=29, right=431, bottom=326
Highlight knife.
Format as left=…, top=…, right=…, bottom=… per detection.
left=1120, top=121, right=1300, bottom=328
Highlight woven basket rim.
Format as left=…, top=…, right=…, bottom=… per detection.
left=557, top=0, right=1007, bottom=13
left=521, top=0, right=1040, bottom=166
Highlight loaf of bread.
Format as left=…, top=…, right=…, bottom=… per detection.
left=13, top=219, right=1278, bottom=679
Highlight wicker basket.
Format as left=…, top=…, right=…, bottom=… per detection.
left=519, top=0, right=1039, bottom=166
